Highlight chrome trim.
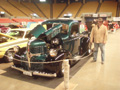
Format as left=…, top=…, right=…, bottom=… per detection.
left=29, top=53, right=41, bottom=57
left=33, top=71, right=56, bottom=77
left=11, top=65, right=57, bottom=77
left=11, top=65, right=25, bottom=72
left=27, top=44, right=31, bottom=68
left=64, top=36, right=81, bottom=43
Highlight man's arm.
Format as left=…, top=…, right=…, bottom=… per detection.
left=90, top=27, right=94, bottom=43
left=103, top=26, right=108, bottom=44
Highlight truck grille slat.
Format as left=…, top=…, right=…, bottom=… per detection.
left=30, top=46, right=47, bottom=54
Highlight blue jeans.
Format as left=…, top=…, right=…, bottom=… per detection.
left=93, top=43, right=105, bottom=61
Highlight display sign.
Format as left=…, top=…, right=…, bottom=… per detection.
left=113, top=17, right=120, bottom=21
left=99, top=14, right=107, bottom=17
left=92, top=14, right=98, bottom=17
left=85, top=14, right=92, bottom=17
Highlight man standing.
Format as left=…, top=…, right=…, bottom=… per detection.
left=90, top=18, right=108, bottom=64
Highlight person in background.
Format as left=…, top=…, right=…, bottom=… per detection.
left=103, top=20, right=109, bottom=30
left=90, top=18, right=108, bottom=64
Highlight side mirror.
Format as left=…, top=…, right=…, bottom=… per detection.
left=70, top=34, right=75, bottom=38
left=82, top=31, right=88, bottom=34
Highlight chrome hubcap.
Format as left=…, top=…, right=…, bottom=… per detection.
left=7, top=52, right=14, bottom=61
left=88, top=49, right=91, bottom=53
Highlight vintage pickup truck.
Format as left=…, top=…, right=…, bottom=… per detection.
left=11, top=19, right=91, bottom=77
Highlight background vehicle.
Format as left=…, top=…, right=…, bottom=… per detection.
left=108, top=22, right=119, bottom=32
left=0, top=33, right=16, bottom=43
left=12, top=19, right=91, bottom=77
left=0, top=28, right=32, bottom=63
left=0, top=25, right=10, bottom=33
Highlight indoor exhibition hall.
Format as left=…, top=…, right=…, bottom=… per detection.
left=0, top=0, right=120, bottom=90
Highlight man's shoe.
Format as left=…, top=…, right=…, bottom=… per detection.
left=101, top=61, right=104, bottom=64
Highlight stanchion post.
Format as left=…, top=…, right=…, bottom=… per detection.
left=64, top=59, right=70, bottom=90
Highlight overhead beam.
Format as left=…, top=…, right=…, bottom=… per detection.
left=100, top=0, right=103, bottom=3
left=83, top=0, right=85, bottom=4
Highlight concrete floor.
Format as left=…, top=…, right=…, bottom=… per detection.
left=70, top=30, right=120, bottom=90
left=0, top=30, right=120, bottom=90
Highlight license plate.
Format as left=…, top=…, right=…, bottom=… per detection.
left=23, top=71, right=32, bottom=76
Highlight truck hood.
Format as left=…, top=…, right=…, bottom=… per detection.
left=29, top=24, right=62, bottom=40
left=29, top=25, right=45, bottom=38
left=30, top=39, right=46, bottom=47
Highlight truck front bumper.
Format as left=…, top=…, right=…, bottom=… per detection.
left=11, top=65, right=57, bottom=77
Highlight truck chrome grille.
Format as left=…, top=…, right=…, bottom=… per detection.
left=30, top=46, right=47, bottom=54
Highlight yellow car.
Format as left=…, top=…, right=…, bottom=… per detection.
left=0, top=28, right=32, bottom=63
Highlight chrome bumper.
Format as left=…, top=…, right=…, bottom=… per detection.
left=11, top=65, right=57, bottom=77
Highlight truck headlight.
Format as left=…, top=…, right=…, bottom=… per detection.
left=13, top=46, right=19, bottom=53
left=52, top=38, right=59, bottom=45
left=49, top=49, right=57, bottom=57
